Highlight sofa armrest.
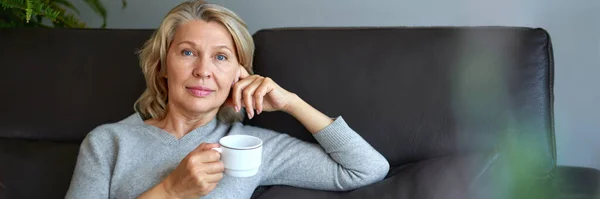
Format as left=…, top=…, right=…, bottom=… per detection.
left=0, top=181, right=7, bottom=199
left=554, top=166, right=600, bottom=199
left=253, top=151, right=502, bottom=199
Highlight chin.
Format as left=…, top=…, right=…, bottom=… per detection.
left=184, top=101, right=222, bottom=115
left=174, top=93, right=225, bottom=115
left=184, top=104, right=214, bottom=113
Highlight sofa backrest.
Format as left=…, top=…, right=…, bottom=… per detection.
left=0, top=28, right=153, bottom=142
left=0, top=27, right=556, bottom=198
left=247, top=27, right=556, bottom=175
left=0, top=28, right=152, bottom=198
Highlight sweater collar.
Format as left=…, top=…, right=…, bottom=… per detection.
left=130, top=112, right=221, bottom=145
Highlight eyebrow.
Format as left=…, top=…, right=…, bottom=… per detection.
left=176, top=41, right=233, bottom=52
left=214, top=45, right=234, bottom=53
left=176, top=41, right=195, bottom=46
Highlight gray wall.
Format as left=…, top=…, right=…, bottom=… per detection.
left=74, top=0, right=600, bottom=170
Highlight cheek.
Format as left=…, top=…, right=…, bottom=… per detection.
left=166, top=58, right=193, bottom=82
left=215, top=70, right=237, bottom=96
left=215, top=63, right=238, bottom=81
left=216, top=73, right=235, bottom=90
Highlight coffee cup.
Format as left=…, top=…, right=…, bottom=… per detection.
left=211, top=135, right=262, bottom=177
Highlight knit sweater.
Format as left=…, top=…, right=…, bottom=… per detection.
left=65, top=113, right=390, bottom=199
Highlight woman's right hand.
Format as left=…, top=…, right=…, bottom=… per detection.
left=161, top=143, right=224, bottom=198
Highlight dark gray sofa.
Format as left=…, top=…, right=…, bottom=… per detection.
left=0, top=27, right=598, bottom=199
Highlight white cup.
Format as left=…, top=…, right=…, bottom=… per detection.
left=211, top=135, right=262, bottom=177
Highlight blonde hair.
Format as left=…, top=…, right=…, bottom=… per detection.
left=134, top=0, right=254, bottom=123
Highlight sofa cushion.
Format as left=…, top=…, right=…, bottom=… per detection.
left=0, top=138, right=80, bottom=198
left=0, top=28, right=152, bottom=142
left=248, top=27, right=555, bottom=176
left=554, top=166, right=600, bottom=199
left=254, top=151, right=550, bottom=199
left=0, top=180, right=7, bottom=199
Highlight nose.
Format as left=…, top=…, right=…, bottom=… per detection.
left=192, top=56, right=212, bottom=79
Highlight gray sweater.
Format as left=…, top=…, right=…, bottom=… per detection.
left=65, top=113, right=390, bottom=199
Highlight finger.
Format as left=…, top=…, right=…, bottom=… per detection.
left=233, top=66, right=244, bottom=84
left=201, top=183, right=218, bottom=195
left=233, top=68, right=240, bottom=86
left=232, top=76, right=257, bottom=112
left=196, top=143, right=221, bottom=152
left=203, top=161, right=225, bottom=175
left=203, top=172, right=224, bottom=183
left=239, top=67, right=250, bottom=79
left=254, top=78, right=272, bottom=114
left=243, top=77, right=263, bottom=119
left=194, top=150, right=221, bottom=163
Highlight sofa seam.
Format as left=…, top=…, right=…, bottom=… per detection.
left=254, top=26, right=536, bottom=33
left=540, top=28, right=557, bottom=175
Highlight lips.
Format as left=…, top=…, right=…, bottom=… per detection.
left=186, top=86, right=214, bottom=97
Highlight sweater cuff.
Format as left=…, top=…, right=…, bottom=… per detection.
left=313, top=116, right=363, bottom=152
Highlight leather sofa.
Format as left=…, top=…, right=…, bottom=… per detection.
left=0, top=27, right=598, bottom=199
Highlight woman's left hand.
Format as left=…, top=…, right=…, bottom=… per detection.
left=227, top=67, right=297, bottom=119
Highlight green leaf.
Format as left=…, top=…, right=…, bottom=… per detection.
left=43, top=6, right=60, bottom=20
left=25, top=0, right=32, bottom=22
left=53, top=11, right=86, bottom=28
left=1, top=0, right=122, bottom=28
left=0, top=0, right=26, bottom=11
left=53, top=0, right=80, bottom=15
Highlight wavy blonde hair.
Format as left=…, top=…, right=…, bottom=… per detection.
left=134, top=0, right=254, bottom=123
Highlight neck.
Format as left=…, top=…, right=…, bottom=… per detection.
left=150, top=105, right=218, bottom=139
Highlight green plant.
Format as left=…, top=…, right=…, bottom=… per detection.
left=0, top=0, right=127, bottom=28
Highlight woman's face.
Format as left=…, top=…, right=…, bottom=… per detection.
left=165, top=20, right=240, bottom=116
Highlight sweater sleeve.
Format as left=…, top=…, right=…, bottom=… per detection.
left=65, top=126, right=114, bottom=199
left=255, top=116, right=390, bottom=191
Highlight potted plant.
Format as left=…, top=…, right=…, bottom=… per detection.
left=0, top=0, right=127, bottom=28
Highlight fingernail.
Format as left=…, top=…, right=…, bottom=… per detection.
left=258, top=109, right=262, bottom=115
left=235, top=106, right=239, bottom=112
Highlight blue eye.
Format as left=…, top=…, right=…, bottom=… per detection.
left=216, top=54, right=227, bottom=61
left=182, top=50, right=193, bottom=56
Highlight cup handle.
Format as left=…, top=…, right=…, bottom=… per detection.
left=211, top=147, right=222, bottom=153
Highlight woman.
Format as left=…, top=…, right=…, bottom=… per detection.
left=66, top=1, right=389, bottom=198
